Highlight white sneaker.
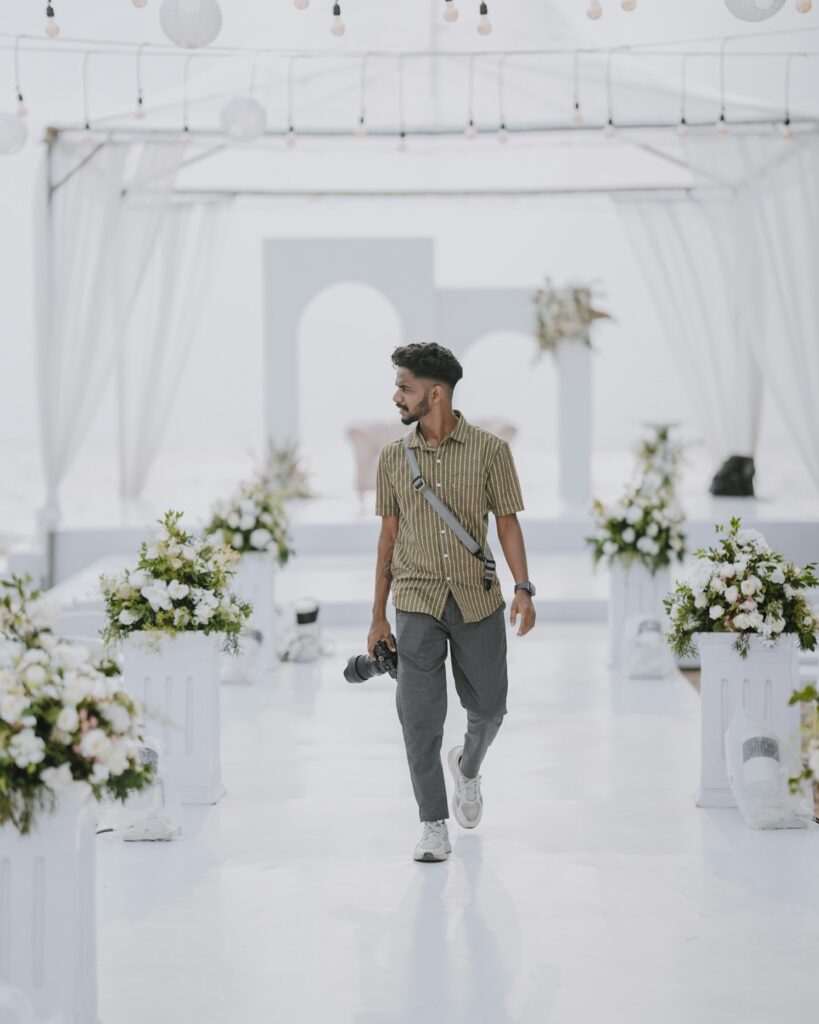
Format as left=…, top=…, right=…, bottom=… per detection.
left=448, top=745, right=483, bottom=829
left=413, top=819, right=452, bottom=862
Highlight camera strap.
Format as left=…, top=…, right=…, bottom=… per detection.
left=403, top=434, right=496, bottom=592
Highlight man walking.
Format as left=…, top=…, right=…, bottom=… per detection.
left=369, top=342, right=536, bottom=862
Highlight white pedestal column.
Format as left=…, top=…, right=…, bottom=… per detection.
left=234, top=552, right=278, bottom=672
left=608, top=561, right=671, bottom=669
left=555, top=338, right=592, bottom=515
left=0, top=784, right=97, bottom=1024
left=697, top=633, right=801, bottom=808
left=123, top=632, right=224, bottom=805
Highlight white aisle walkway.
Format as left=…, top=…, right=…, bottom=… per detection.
left=97, top=623, right=819, bottom=1024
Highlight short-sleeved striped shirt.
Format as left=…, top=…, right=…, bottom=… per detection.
left=375, top=410, right=525, bottom=623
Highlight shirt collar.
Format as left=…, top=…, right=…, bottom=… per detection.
left=408, top=410, right=468, bottom=449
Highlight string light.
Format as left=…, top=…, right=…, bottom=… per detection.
left=330, top=2, right=346, bottom=36
left=587, top=2, right=603, bottom=19
left=603, top=118, right=616, bottom=138
left=796, top=0, right=812, bottom=11
left=132, top=0, right=149, bottom=8
left=294, top=0, right=309, bottom=8
left=13, top=38, right=27, bottom=118
left=443, top=0, right=460, bottom=22
left=621, top=0, right=637, bottom=9
left=477, top=2, right=492, bottom=34
left=45, top=4, right=60, bottom=38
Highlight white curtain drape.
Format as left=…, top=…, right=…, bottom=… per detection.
left=34, top=141, right=130, bottom=523
left=118, top=201, right=223, bottom=500
left=616, top=194, right=762, bottom=464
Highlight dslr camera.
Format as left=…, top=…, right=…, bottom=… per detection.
left=344, top=637, right=398, bottom=683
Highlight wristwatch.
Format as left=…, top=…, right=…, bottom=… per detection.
left=514, top=581, right=536, bottom=597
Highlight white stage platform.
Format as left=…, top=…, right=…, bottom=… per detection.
left=93, top=621, right=819, bottom=1024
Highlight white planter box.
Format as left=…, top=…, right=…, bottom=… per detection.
left=697, top=633, right=801, bottom=808
left=123, top=632, right=224, bottom=805
left=608, top=560, right=671, bottom=669
left=0, top=784, right=97, bottom=1024
left=234, top=551, right=278, bottom=672
left=555, top=338, right=592, bottom=515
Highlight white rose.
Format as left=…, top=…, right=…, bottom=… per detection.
left=709, top=605, right=724, bottom=620
left=129, top=570, right=149, bottom=588
left=145, top=544, right=161, bottom=560
left=9, top=729, right=46, bottom=768
left=56, top=705, right=80, bottom=733
left=118, top=609, right=139, bottom=626
left=694, top=593, right=708, bottom=609
left=719, top=564, right=736, bottom=578
left=239, top=514, right=256, bottom=532
left=41, top=763, right=74, bottom=793
left=733, top=613, right=751, bottom=630
left=90, top=762, right=110, bottom=784
left=232, top=533, right=244, bottom=549
left=625, top=506, right=643, bottom=525
left=79, top=728, right=112, bottom=761
left=771, top=617, right=786, bottom=633
left=646, top=522, right=659, bottom=538
left=1, top=693, right=29, bottom=724
left=227, top=512, right=241, bottom=529
left=249, top=528, right=273, bottom=550
left=602, top=541, right=618, bottom=556
left=167, top=580, right=190, bottom=601
left=710, top=577, right=726, bottom=594
left=736, top=528, right=769, bottom=551
left=723, top=586, right=739, bottom=605
left=26, top=597, right=60, bottom=631
left=769, top=567, right=785, bottom=585
left=741, top=577, right=762, bottom=597
left=747, top=611, right=764, bottom=629
left=141, top=582, right=173, bottom=613
left=784, top=584, right=796, bottom=598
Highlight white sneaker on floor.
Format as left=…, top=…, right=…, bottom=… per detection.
left=448, top=745, right=483, bottom=829
left=413, top=819, right=452, bottom=862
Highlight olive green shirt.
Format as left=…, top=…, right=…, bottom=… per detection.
left=375, top=411, right=525, bottom=623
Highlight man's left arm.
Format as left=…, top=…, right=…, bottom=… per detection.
left=496, top=514, right=536, bottom=637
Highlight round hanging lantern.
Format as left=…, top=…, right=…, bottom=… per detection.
left=723, top=0, right=785, bottom=20
left=0, top=113, right=27, bottom=155
left=220, top=97, right=266, bottom=142
left=159, top=0, right=223, bottom=48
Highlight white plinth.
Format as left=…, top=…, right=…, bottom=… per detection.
left=608, top=560, right=671, bottom=669
left=0, top=784, right=97, bottom=1024
left=555, top=338, right=592, bottom=515
left=697, top=633, right=801, bottom=809
left=123, top=632, right=224, bottom=805
left=234, top=552, right=278, bottom=672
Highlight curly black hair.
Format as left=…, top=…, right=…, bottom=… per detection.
left=391, top=342, right=463, bottom=392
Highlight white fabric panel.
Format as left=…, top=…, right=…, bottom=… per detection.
left=118, top=202, right=223, bottom=500
left=616, top=195, right=761, bottom=462
left=33, top=141, right=130, bottom=521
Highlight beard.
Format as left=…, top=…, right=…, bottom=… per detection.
left=397, top=394, right=431, bottom=425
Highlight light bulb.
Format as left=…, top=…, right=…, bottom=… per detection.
left=397, top=132, right=408, bottom=152
left=132, top=0, right=149, bottom=7
left=572, top=103, right=583, bottom=125
left=796, top=0, right=811, bottom=11
left=621, top=0, right=636, bottom=9
left=181, top=125, right=192, bottom=144
left=83, top=124, right=94, bottom=146
left=443, top=0, right=459, bottom=21
left=587, top=1, right=603, bottom=19
left=497, top=124, right=508, bottom=143
left=715, top=114, right=728, bottom=135
left=603, top=119, right=616, bottom=138
left=286, top=126, right=297, bottom=147
left=294, top=0, right=309, bottom=8
left=465, top=121, right=477, bottom=140
left=354, top=117, right=367, bottom=137
left=780, top=118, right=793, bottom=138
left=17, top=97, right=28, bottom=119
left=676, top=119, right=688, bottom=138
left=331, top=3, right=345, bottom=34
left=477, top=2, right=491, bottom=33
left=45, top=20, right=60, bottom=38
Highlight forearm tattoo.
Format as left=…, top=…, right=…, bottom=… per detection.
left=381, top=544, right=394, bottom=581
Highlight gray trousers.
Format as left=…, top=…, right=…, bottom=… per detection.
left=395, top=593, right=508, bottom=822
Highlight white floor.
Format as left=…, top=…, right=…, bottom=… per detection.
left=96, top=622, right=819, bottom=1024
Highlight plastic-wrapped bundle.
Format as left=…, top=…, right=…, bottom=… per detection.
left=622, top=616, right=676, bottom=679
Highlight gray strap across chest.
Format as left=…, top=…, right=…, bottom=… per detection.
left=402, top=434, right=496, bottom=591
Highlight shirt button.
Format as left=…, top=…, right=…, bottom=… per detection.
left=436, top=459, right=441, bottom=464
left=440, top=529, right=445, bottom=534
left=443, top=553, right=449, bottom=558
left=436, top=482, right=442, bottom=487
left=446, top=576, right=452, bottom=582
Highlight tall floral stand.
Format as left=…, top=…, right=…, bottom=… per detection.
left=555, top=338, right=592, bottom=515
left=234, top=551, right=278, bottom=673
left=696, top=633, right=801, bottom=808
left=0, top=783, right=97, bottom=1023
left=608, top=561, right=671, bottom=669
left=123, top=632, right=224, bottom=805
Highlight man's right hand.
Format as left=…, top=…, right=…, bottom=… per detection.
left=368, top=618, right=396, bottom=659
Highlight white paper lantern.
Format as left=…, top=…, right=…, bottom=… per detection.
left=0, top=113, right=27, bottom=155
left=159, top=0, right=222, bottom=48
left=723, top=0, right=785, bottom=20
left=220, top=96, right=266, bottom=142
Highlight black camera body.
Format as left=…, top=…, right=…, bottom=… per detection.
left=344, top=637, right=398, bottom=683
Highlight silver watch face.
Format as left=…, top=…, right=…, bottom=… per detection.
left=516, top=582, right=535, bottom=597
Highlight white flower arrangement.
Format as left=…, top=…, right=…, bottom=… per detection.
left=533, top=277, right=611, bottom=355
left=664, top=517, right=819, bottom=660
left=206, top=477, right=292, bottom=565
left=0, top=576, right=152, bottom=835
left=587, top=425, right=686, bottom=576
left=259, top=441, right=313, bottom=501
left=101, top=511, right=251, bottom=653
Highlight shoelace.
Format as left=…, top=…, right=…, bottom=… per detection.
left=461, top=774, right=481, bottom=803
left=423, top=820, right=446, bottom=843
